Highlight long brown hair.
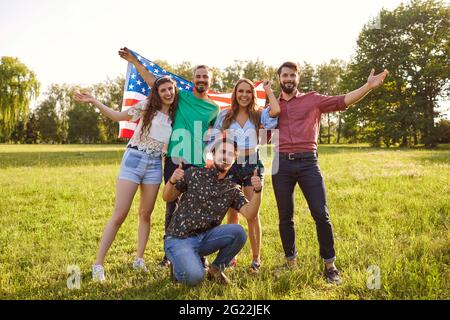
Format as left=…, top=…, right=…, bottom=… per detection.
left=140, top=76, right=178, bottom=138
left=222, top=79, right=262, bottom=137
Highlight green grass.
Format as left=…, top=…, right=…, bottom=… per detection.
left=0, top=144, right=449, bottom=300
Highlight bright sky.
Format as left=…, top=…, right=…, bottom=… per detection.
left=0, top=0, right=405, bottom=87
left=1, top=0, right=448, bottom=117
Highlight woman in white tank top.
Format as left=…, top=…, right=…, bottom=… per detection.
left=74, top=76, right=178, bottom=282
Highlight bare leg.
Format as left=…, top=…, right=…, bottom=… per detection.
left=94, top=179, right=139, bottom=266
left=227, top=208, right=239, bottom=224
left=243, top=186, right=261, bottom=263
left=136, top=183, right=160, bottom=259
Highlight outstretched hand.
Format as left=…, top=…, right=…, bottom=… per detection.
left=118, top=47, right=137, bottom=63
left=367, top=68, right=389, bottom=89
left=73, top=92, right=96, bottom=104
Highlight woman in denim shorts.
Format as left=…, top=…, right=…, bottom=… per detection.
left=74, top=76, right=178, bottom=282
left=209, top=79, right=280, bottom=272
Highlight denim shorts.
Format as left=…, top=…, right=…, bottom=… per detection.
left=226, top=153, right=264, bottom=187
left=118, top=147, right=162, bottom=184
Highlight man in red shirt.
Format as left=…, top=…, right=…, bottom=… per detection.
left=272, top=61, right=388, bottom=284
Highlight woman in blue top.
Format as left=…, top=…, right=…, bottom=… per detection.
left=210, top=78, right=280, bottom=272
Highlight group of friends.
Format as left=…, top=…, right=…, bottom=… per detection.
left=74, top=47, right=388, bottom=286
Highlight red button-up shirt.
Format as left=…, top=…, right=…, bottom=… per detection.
left=275, top=91, right=347, bottom=152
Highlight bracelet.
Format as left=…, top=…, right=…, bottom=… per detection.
left=253, top=187, right=262, bottom=194
left=169, top=179, right=177, bottom=185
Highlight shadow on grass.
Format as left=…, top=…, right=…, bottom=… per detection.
left=5, top=270, right=177, bottom=300
left=317, top=144, right=374, bottom=155
left=259, top=144, right=375, bottom=158
left=413, top=153, right=450, bottom=165
left=4, top=259, right=322, bottom=300
left=0, top=150, right=125, bottom=169
left=5, top=269, right=234, bottom=300
left=317, top=143, right=450, bottom=157
left=2, top=144, right=448, bottom=169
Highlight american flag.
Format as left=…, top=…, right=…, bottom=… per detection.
left=119, top=49, right=267, bottom=139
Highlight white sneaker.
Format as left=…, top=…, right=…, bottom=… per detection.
left=92, top=264, right=106, bottom=282
left=133, top=257, right=148, bottom=272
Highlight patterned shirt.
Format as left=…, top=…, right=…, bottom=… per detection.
left=166, top=167, right=249, bottom=238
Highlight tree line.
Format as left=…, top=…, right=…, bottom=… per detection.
left=1, top=0, right=448, bottom=147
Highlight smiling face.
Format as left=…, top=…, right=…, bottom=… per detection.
left=193, top=66, right=211, bottom=93
left=157, top=81, right=176, bottom=106
left=278, top=66, right=299, bottom=94
left=235, top=81, right=254, bottom=109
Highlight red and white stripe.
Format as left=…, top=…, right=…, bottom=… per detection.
left=119, top=82, right=267, bottom=139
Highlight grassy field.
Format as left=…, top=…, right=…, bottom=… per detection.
left=0, top=144, right=448, bottom=300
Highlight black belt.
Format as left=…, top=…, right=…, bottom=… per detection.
left=127, top=145, right=139, bottom=151
left=278, top=151, right=317, bottom=160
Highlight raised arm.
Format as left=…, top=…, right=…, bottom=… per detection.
left=344, top=68, right=389, bottom=107
left=263, top=80, right=281, bottom=117
left=73, top=92, right=132, bottom=122
left=118, top=47, right=157, bottom=88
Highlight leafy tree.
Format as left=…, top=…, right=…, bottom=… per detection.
left=24, top=113, right=40, bottom=144
left=222, top=60, right=246, bottom=91
left=173, top=61, right=193, bottom=81
left=298, top=62, right=316, bottom=93
left=0, top=57, right=40, bottom=140
left=92, top=76, right=125, bottom=143
left=35, top=98, right=60, bottom=143
left=67, top=100, right=101, bottom=143
left=315, top=59, right=346, bottom=144
left=44, top=84, right=78, bottom=143
left=436, top=119, right=450, bottom=143
left=342, top=0, right=449, bottom=147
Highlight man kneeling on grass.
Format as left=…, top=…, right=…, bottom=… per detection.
left=162, top=136, right=262, bottom=286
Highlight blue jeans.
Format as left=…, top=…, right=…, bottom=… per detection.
left=164, top=224, right=247, bottom=286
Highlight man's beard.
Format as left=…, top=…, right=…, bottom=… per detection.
left=195, top=82, right=208, bottom=93
left=280, top=82, right=297, bottom=94
left=214, top=162, right=229, bottom=173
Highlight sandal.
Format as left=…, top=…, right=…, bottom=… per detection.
left=249, top=260, right=261, bottom=273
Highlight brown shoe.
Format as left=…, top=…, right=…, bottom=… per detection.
left=207, top=267, right=231, bottom=285
left=159, top=255, right=171, bottom=268
left=325, top=266, right=342, bottom=285
left=286, top=258, right=297, bottom=268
